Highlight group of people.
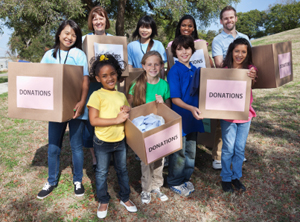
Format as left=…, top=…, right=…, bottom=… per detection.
left=35, top=5, right=258, bottom=219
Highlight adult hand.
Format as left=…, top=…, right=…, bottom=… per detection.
left=73, top=101, right=85, bottom=119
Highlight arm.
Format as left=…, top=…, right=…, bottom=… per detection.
left=89, top=106, right=129, bottom=127
left=73, top=75, right=90, bottom=119
left=209, top=56, right=215, bottom=68
left=127, top=94, right=133, bottom=107
left=171, top=97, right=202, bottom=120
left=213, top=55, right=223, bottom=68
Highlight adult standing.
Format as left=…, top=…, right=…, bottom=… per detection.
left=82, top=6, right=113, bottom=171
left=211, top=6, right=253, bottom=169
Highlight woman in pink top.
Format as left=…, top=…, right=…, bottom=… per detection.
left=220, top=38, right=257, bottom=193
left=167, top=15, right=214, bottom=69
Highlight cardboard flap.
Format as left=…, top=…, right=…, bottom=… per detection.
left=199, top=68, right=251, bottom=120
left=125, top=68, right=144, bottom=93
left=167, top=40, right=211, bottom=69
left=82, top=35, right=129, bottom=76
left=129, top=101, right=157, bottom=119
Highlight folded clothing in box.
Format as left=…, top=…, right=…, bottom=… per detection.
left=132, top=113, right=165, bottom=132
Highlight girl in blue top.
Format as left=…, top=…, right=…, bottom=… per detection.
left=37, top=20, right=89, bottom=199
left=127, top=16, right=167, bottom=78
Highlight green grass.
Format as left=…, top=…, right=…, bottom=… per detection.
left=0, top=76, right=8, bottom=83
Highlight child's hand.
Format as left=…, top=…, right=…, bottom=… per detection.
left=247, top=67, right=257, bottom=82
left=115, top=111, right=129, bottom=124
left=120, top=105, right=131, bottom=113
left=189, top=106, right=203, bottom=120
left=155, top=94, right=164, bottom=104
left=73, top=101, right=85, bottom=119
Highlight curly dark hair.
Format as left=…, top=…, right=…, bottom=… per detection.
left=89, top=54, right=127, bottom=81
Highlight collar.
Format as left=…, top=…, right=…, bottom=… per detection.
left=220, top=30, right=242, bottom=39
left=175, top=61, right=195, bottom=71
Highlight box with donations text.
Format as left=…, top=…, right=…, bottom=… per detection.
left=8, top=62, right=83, bottom=122
left=125, top=101, right=182, bottom=165
left=167, top=41, right=211, bottom=68
left=252, top=41, right=293, bottom=89
left=82, top=35, right=129, bottom=77
left=198, top=68, right=252, bottom=120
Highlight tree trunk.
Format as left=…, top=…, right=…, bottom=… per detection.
left=116, top=0, right=126, bottom=36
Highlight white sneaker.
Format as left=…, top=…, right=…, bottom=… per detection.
left=170, top=184, right=190, bottom=197
left=97, top=203, right=109, bottom=219
left=151, top=189, right=168, bottom=201
left=212, top=160, right=222, bottom=170
left=184, top=181, right=195, bottom=193
left=244, top=157, right=247, bottom=162
left=140, top=191, right=151, bottom=204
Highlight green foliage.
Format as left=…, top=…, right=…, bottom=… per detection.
left=236, top=10, right=267, bottom=39
left=198, top=30, right=218, bottom=51
left=264, top=1, right=300, bottom=35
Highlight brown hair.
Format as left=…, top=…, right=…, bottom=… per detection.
left=87, top=6, right=110, bottom=31
left=130, top=51, right=164, bottom=107
left=220, top=6, right=237, bottom=20
left=171, top=35, right=195, bottom=58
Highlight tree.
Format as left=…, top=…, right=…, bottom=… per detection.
left=264, top=1, right=300, bottom=35
left=235, top=10, right=267, bottom=39
left=0, top=0, right=241, bottom=61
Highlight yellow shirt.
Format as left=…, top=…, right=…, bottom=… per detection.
left=87, top=88, right=129, bottom=142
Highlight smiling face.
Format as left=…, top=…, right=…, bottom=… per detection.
left=180, top=19, right=195, bottom=36
left=59, top=25, right=76, bottom=51
left=95, top=65, right=117, bottom=91
left=220, top=10, right=237, bottom=32
left=139, top=25, right=152, bottom=41
left=142, top=55, right=162, bottom=79
left=232, top=44, right=248, bottom=68
left=176, top=45, right=192, bottom=67
left=92, top=13, right=106, bottom=34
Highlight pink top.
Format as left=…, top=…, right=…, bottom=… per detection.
left=225, top=65, right=257, bottom=123
left=167, top=39, right=208, bottom=48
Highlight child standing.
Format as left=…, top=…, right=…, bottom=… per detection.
left=220, top=38, right=257, bottom=193
left=127, top=51, right=171, bottom=204
left=167, top=35, right=205, bottom=196
left=127, top=15, right=167, bottom=78
left=87, top=54, right=137, bottom=219
left=37, top=20, right=89, bottom=199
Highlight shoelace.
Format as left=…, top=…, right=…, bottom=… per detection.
left=42, top=183, right=51, bottom=191
left=74, top=182, right=81, bottom=190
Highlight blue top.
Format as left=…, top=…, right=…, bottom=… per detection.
left=167, top=61, right=204, bottom=136
left=127, top=39, right=167, bottom=68
left=41, top=47, right=89, bottom=120
left=212, top=30, right=251, bottom=59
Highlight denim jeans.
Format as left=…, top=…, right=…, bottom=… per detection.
left=47, top=119, right=84, bottom=186
left=82, top=119, right=94, bottom=148
left=167, top=132, right=197, bottom=187
left=220, top=120, right=251, bottom=182
left=93, top=136, right=130, bottom=203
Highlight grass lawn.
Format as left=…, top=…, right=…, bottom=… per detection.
left=0, top=76, right=8, bottom=83
left=0, top=28, right=299, bottom=221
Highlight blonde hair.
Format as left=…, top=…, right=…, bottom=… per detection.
left=130, top=51, right=164, bottom=107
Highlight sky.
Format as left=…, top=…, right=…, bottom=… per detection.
left=0, top=0, right=293, bottom=57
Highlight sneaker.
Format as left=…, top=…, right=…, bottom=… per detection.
left=232, top=179, right=246, bottom=191
left=184, top=181, right=195, bottom=193
left=97, top=203, right=109, bottom=219
left=170, top=184, right=190, bottom=197
left=37, top=182, right=56, bottom=199
left=151, top=189, right=168, bottom=201
left=140, top=191, right=151, bottom=204
left=212, top=160, right=222, bottom=170
left=222, top=181, right=234, bottom=193
left=120, top=200, right=137, bottom=212
left=164, top=157, right=169, bottom=167
left=74, top=182, right=85, bottom=196
left=243, top=157, right=247, bottom=162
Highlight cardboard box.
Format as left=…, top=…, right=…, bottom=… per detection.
left=8, top=62, right=83, bottom=122
left=167, top=41, right=211, bottom=68
left=125, top=68, right=144, bottom=93
left=252, top=41, right=293, bottom=89
left=125, top=101, right=182, bottom=165
left=199, top=68, right=252, bottom=120
left=82, top=35, right=129, bottom=76
left=197, top=119, right=218, bottom=149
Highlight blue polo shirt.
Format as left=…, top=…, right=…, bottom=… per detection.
left=127, top=39, right=167, bottom=68
left=167, top=61, right=204, bottom=136
left=212, top=30, right=251, bottom=59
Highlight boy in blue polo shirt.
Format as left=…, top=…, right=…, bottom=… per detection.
left=167, top=35, right=204, bottom=196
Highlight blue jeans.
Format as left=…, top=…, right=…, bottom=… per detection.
left=82, top=119, right=94, bottom=148
left=167, top=132, right=197, bottom=187
left=220, top=120, right=251, bottom=182
left=47, top=119, right=84, bottom=186
left=93, top=136, right=130, bottom=203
